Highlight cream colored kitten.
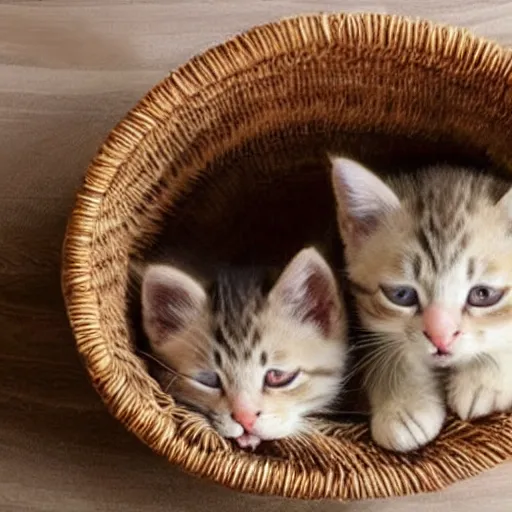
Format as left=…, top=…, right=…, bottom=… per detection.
left=141, top=248, right=348, bottom=450
left=331, top=157, right=512, bottom=452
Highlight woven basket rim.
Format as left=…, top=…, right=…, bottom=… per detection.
left=62, top=12, right=512, bottom=501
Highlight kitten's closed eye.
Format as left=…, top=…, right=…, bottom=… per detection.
left=194, top=370, right=222, bottom=389
left=264, top=369, right=299, bottom=388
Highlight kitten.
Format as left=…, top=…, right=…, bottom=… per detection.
left=141, top=247, right=348, bottom=450
left=330, top=156, right=512, bottom=452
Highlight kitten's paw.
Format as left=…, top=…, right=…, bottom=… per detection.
left=235, top=433, right=261, bottom=451
left=448, top=367, right=512, bottom=420
left=371, top=400, right=445, bottom=452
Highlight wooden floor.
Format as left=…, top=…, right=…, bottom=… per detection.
left=1, top=1, right=512, bottom=510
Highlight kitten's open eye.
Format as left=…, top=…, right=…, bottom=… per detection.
left=194, top=371, right=222, bottom=389
left=380, top=285, right=419, bottom=307
left=467, top=285, right=505, bottom=307
left=264, top=369, right=299, bottom=388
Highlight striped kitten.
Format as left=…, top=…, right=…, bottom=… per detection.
left=141, top=248, right=348, bottom=450
left=330, top=157, right=512, bottom=452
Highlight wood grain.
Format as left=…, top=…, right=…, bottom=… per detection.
left=1, top=1, right=511, bottom=510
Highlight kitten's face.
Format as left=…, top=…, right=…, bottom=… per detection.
left=331, top=158, right=512, bottom=368
left=142, top=248, right=347, bottom=448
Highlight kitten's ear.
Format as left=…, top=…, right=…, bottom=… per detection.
left=141, top=265, right=207, bottom=348
left=330, top=156, right=400, bottom=247
left=269, top=248, right=342, bottom=338
left=497, top=186, right=512, bottom=220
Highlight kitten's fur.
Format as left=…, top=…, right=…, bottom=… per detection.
left=141, top=248, right=348, bottom=450
left=331, top=157, right=512, bottom=452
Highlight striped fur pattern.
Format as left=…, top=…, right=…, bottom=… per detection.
left=331, top=157, right=512, bottom=452
left=141, top=248, right=348, bottom=450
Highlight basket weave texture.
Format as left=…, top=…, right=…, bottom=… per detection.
left=62, top=13, right=512, bottom=501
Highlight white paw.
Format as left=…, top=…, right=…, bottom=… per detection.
left=371, top=400, right=446, bottom=452
left=448, top=366, right=512, bottom=420
left=235, top=433, right=261, bottom=451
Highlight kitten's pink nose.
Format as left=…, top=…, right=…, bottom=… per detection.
left=422, top=305, right=461, bottom=353
left=231, top=409, right=260, bottom=432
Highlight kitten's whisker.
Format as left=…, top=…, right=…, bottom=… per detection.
left=351, top=334, right=381, bottom=341
left=480, top=352, right=499, bottom=371
left=388, top=349, right=405, bottom=398
left=360, top=345, right=402, bottom=391
left=355, top=335, right=403, bottom=346
left=137, top=350, right=177, bottom=373
left=164, top=375, right=179, bottom=394
left=384, top=349, right=403, bottom=397
left=352, top=337, right=403, bottom=352
left=350, top=344, right=397, bottom=376
left=352, top=329, right=385, bottom=336
left=354, top=340, right=391, bottom=350
left=137, top=350, right=191, bottom=380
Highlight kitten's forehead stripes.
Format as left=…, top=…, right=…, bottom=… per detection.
left=412, top=253, right=422, bottom=280
left=417, top=228, right=439, bottom=272
left=209, top=268, right=272, bottom=362
left=250, top=327, right=261, bottom=348
left=401, top=170, right=507, bottom=276
left=467, top=257, right=476, bottom=281
left=214, top=350, right=222, bottom=367
left=213, top=325, right=238, bottom=361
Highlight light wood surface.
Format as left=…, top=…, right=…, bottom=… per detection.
left=1, top=1, right=512, bottom=510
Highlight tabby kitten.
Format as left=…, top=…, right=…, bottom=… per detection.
left=330, top=157, right=512, bottom=452
left=141, top=248, right=348, bottom=450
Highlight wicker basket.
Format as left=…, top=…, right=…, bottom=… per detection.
left=62, top=13, right=512, bottom=500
